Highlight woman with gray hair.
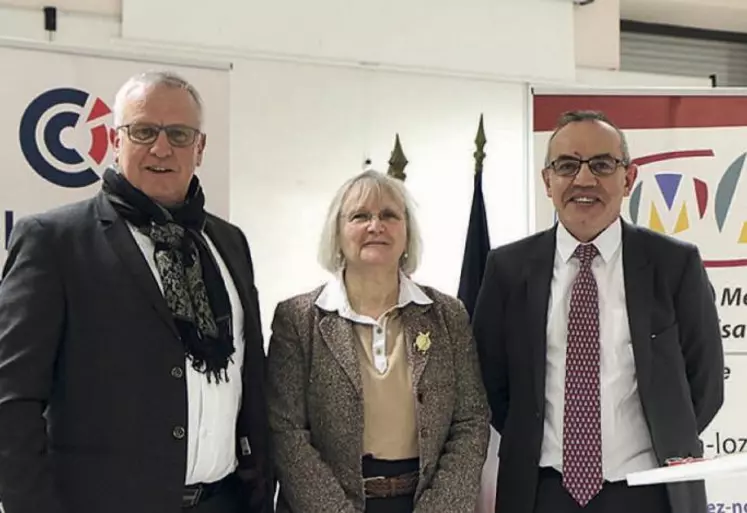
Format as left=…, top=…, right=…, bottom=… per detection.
left=266, top=170, right=490, bottom=513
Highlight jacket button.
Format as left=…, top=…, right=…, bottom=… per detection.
left=171, top=366, right=184, bottom=378
left=172, top=426, right=186, bottom=440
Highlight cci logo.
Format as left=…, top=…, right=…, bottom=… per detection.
left=628, top=150, right=747, bottom=268
left=19, top=87, right=114, bottom=188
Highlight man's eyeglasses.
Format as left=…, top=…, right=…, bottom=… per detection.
left=117, top=123, right=201, bottom=148
left=546, top=156, right=626, bottom=177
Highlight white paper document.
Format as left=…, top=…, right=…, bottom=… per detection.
left=627, top=453, right=747, bottom=486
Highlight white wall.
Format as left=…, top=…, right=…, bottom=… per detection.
left=0, top=0, right=119, bottom=15
left=0, top=3, right=119, bottom=43
left=574, top=0, right=621, bottom=71
left=120, top=0, right=576, bottom=84
left=229, top=58, right=529, bottom=331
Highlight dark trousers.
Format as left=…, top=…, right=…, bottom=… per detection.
left=534, top=467, right=670, bottom=513
left=362, top=456, right=419, bottom=513
left=182, top=475, right=242, bottom=513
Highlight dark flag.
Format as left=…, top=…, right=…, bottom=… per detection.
left=457, top=115, right=491, bottom=318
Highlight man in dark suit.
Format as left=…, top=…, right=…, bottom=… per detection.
left=473, top=110, right=723, bottom=513
left=0, top=71, right=274, bottom=513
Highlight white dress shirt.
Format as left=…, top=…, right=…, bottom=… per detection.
left=129, top=225, right=245, bottom=485
left=539, top=218, right=659, bottom=481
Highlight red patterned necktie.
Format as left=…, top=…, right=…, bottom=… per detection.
left=562, top=243, right=603, bottom=507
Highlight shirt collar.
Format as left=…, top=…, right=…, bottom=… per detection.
left=315, top=269, right=433, bottom=319
left=556, top=216, right=622, bottom=264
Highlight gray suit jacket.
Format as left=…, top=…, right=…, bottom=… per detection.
left=473, top=220, right=724, bottom=513
left=266, top=285, right=490, bottom=513
left=0, top=192, right=274, bottom=513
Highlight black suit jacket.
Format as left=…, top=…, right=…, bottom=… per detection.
left=473, top=220, right=724, bottom=513
left=0, top=192, right=274, bottom=513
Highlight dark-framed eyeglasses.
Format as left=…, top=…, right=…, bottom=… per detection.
left=546, top=155, right=626, bottom=177
left=117, top=123, right=201, bottom=148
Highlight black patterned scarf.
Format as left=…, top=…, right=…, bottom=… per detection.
left=101, top=167, right=235, bottom=383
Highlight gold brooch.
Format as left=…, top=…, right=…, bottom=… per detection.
left=415, top=331, right=431, bottom=354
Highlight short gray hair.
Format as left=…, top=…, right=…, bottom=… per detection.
left=318, top=170, right=422, bottom=275
left=543, top=110, right=631, bottom=167
left=113, top=70, right=204, bottom=128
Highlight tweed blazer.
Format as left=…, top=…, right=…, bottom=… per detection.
left=266, top=283, right=490, bottom=513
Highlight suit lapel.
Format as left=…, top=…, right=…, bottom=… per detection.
left=401, top=303, right=435, bottom=391
left=95, top=193, right=179, bottom=339
left=319, top=313, right=363, bottom=396
left=203, top=218, right=255, bottom=327
left=622, top=221, right=653, bottom=389
left=526, top=229, right=556, bottom=413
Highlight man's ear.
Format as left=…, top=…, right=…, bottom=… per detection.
left=112, top=128, right=122, bottom=163
left=623, top=163, right=638, bottom=197
left=195, top=133, right=207, bottom=167
left=542, top=168, right=552, bottom=198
